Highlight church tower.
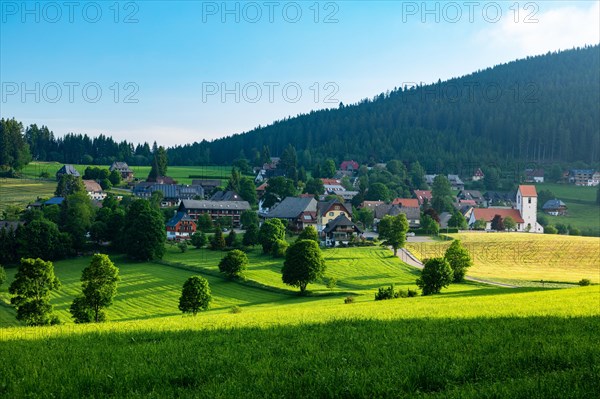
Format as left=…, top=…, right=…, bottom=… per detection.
left=517, top=185, right=543, bottom=233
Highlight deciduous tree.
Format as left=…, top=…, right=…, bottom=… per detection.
left=122, top=200, right=166, bottom=260
left=416, top=257, right=453, bottom=295
left=9, top=258, right=61, bottom=326
left=282, top=239, right=326, bottom=294
left=259, top=218, right=286, bottom=254
left=218, top=250, right=248, bottom=279
left=179, top=276, right=212, bottom=315
left=378, top=214, right=408, bottom=256
left=298, top=225, right=319, bottom=243
left=444, top=240, right=472, bottom=282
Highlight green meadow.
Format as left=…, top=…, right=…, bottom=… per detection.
left=1, top=244, right=599, bottom=397
left=0, top=178, right=56, bottom=213
left=535, top=182, right=600, bottom=234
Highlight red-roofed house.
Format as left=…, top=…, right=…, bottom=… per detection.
left=413, top=190, right=432, bottom=206
left=340, top=160, right=359, bottom=172
left=468, top=185, right=543, bottom=233
left=321, top=178, right=345, bottom=192
left=391, top=198, right=420, bottom=208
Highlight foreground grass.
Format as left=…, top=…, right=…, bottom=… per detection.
left=407, top=233, right=600, bottom=287
left=0, top=287, right=598, bottom=398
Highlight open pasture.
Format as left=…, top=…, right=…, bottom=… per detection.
left=407, top=233, right=600, bottom=286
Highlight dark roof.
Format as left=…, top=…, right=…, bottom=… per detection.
left=484, top=191, right=514, bottom=202
left=57, top=165, right=80, bottom=177
left=45, top=197, right=65, bottom=205
left=210, top=191, right=243, bottom=201
left=110, top=162, right=132, bottom=173
left=374, top=204, right=420, bottom=220
left=458, top=190, right=483, bottom=201
left=317, top=199, right=352, bottom=216
left=134, top=184, right=204, bottom=199
left=266, top=197, right=317, bottom=219
left=542, top=199, right=567, bottom=210
left=180, top=199, right=251, bottom=211
left=192, top=179, right=221, bottom=188
left=324, top=214, right=362, bottom=234
left=166, top=211, right=195, bottom=227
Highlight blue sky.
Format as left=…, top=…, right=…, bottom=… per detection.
left=1, top=0, right=598, bottom=146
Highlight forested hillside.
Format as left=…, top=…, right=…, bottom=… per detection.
left=169, top=45, right=599, bottom=168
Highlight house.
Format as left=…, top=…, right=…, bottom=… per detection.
left=321, top=179, right=346, bottom=192
left=210, top=190, right=243, bottom=201
left=569, top=169, right=599, bottom=186
left=524, top=169, right=544, bottom=183
left=134, top=183, right=204, bottom=207
left=323, top=215, right=362, bottom=247
left=178, top=200, right=251, bottom=228
left=472, top=168, right=484, bottom=181
left=56, top=165, right=80, bottom=181
left=148, top=176, right=177, bottom=185
left=109, top=162, right=134, bottom=180
left=318, top=200, right=352, bottom=231
left=361, top=200, right=384, bottom=210
left=374, top=204, right=420, bottom=228
left=83, top=180, right=106, bottom=201
left=457, top=190, right=485, bottom=206
left=469, top=185, right=543, bottom=233
left=483, top=191, right=514, bottom=207
left=44, top=197, right=65, bottom=206
left=413, top=190, right=432, bottom=206
left=542, top=199, right=567, bottom=216
left=391, top=198, right=420, bottom=208
left=166, top=212, right=197, bottom=240
left=425, top=174, right=464, bottom=190
left=335, top=191, right=359, bottom=201
left=192, top=179, right=221, bottom=193
left=263, top=196, right=318, bottom=231
left=340, top=160, right=359, bottom=172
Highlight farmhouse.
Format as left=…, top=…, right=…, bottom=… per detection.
left=468, top=185, right=543, bottom=233
left=542, top=199, right=568, bottom=216
left=83, top=180, right=106, bottom=201
left=178, top=199, right=251, bottom=227
left=166, top=211, right=197, bottom=240
left=323, top=214, right=362, bottom=247
left=263, top=196, right=317, bottom=231
left=374, top=204, right=421, bottom=228
left=568, top=169, right=600, bottom=186
left=56, top=165, right=80, bottom=180
left=109, top=162, right=134, bottom=180
left=524, top=169, right=544, bottom=183
left=318, top=200, right=352, bottom=231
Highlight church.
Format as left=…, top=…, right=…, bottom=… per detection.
left=469, top=185, right=544, bottom=233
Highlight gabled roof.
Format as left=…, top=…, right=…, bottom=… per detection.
left=180, top=200, right=251, bottom=211
left=83, top=180, right=102, bottom=193
left=324, top=214, right=362, bottom=234
left=321, top=178, right=344, bottom=186
left=525, top=169, right=544, bottom=177
left=318, top=199, right=352, bottom=216
left=265, top=197, right=317, bottom=219
left=391, top=198, right=419, bottom=208
left=374, top=204, right=420, bottom=220
left=57, top=165, right=80, bottom=177
left=191, top=179, right=221, bottom=187
left=473, top=168, right=484, bottom=177
left=472, top=208, right=524, bottom=223
left=361, top=200, right=384, bottom=209
left=542, top=199, right=567, bottom=210
left=210, top=190, right=242, bottom=201
left=110, top=162, right=132, bottom=172
left=45, top=197, right=65, bottom=206
left=458, top=190, right=483, bottom=201
left=167, top=211, right=195, bottom=227
left=518, top=185, right=537, bottom=197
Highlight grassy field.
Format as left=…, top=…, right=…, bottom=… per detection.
left=0, top=178, right=57, bottom=213
left=1, top=244, right=599, bottom=397
left=407, top=233, right=600, bottom=287
left=19, top=162, right=243, bottom=184
left=535, top=182, right=600, bottom=234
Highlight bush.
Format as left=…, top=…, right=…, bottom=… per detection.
left=177, top=241, right=188, bottom=253
left=344, top=296, right=355, bottom=304
left=178, top=276, right=212, bottom=315
left=416, top=258, right=453, bottom=295
left=230, top=305, right=242, bottom=314
left=544, top=225, right=558, bottom=234
left=578, top=278, right=591, bottom=286
left=190, top=232, right=207, bottom=249
left=218, top=249, right=248, bottom=279
left=375, top=284, right=418, bottom=300
left=325, top=276, right=338, bottom=289
left=272, top=239, right=289, bottom=258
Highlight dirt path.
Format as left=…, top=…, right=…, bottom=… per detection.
left=396, top=248, right=519, bottom=289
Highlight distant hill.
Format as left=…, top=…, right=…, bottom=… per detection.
left=168, top=45, right=600, bottom=169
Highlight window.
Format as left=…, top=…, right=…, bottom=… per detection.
left=528, top=198, right=531, bottom=204
left=329, top=212, right=334, bottom=216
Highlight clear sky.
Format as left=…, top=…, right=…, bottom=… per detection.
left=1, top=0, right=598, bottom=146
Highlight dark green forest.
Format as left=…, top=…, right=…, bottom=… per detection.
left=1, top=46, right=598, bottom=172
left=168, top=45, right=599, bottom=169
